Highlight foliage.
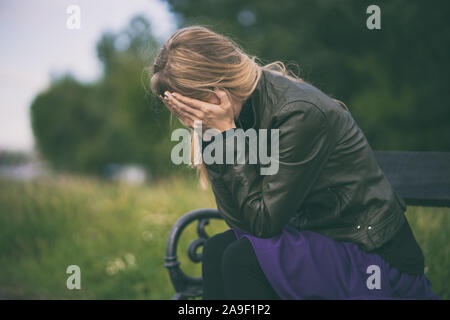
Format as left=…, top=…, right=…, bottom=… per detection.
left=30, top=16, right=182, bottom=177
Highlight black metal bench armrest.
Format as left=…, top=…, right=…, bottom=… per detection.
left=164, top=208, right=223, bottom=300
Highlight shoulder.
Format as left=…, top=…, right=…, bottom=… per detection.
left=274, top=99, right=328, bottom=136
left=262, top=69, right=343, bottom=125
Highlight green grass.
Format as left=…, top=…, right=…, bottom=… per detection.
left=0, top=175, right=228, bottom=299
left=0, top=175, right=448, bottom=299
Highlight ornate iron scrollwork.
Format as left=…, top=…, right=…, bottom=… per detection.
left=164, top=208, right=223, bottom=300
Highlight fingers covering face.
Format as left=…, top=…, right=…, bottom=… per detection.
left=167, top=93, right=204, bottom=119
left=158, top=92, right=197, bottom=128
left=170, top=93, right=211, bottom=112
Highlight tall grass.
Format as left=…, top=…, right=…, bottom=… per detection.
left=0, top=176, right=448, bottom=299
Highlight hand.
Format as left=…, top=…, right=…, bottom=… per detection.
left=160, top=88, right=237, bottom=133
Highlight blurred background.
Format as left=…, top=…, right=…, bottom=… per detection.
left=0, top=0, right=449, bottom=299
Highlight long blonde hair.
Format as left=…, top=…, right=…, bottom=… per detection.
left=150, top=25, right=347, bottom=188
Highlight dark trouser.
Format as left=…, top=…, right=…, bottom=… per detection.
left=201, top=229, right=280, bottom=300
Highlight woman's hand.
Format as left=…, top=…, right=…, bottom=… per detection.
left=160, top=88, right=237, bottom=134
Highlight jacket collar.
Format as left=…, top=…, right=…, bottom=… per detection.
left=239, top=68, right=267, bottom=129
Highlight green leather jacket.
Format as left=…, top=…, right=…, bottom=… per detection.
left=203, top=68, right=407, bottom=252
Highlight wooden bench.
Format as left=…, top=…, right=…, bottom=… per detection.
left=164, top=151, right=450, bottom=299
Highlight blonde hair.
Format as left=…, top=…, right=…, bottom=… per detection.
left=150, top=25, right=348, bottom=188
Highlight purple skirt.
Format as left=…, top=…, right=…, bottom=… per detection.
left=232, top=225, right=440, bottom=300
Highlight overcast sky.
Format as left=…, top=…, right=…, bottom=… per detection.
left=0, top=0, right=177, bottom=152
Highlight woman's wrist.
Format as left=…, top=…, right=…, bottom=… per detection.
left=219, top=121, right=237, bottom=133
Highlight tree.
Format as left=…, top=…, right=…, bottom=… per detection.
left=31, top=16, right=184, bottom=177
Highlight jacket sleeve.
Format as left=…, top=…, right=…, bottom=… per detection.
left=203, top=100, right=336, bottom=238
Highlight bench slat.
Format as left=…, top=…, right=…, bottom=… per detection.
left=374, top=151, right=450, bottom=207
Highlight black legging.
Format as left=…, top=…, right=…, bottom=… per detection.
left=201, top=229, right=280, bottom=300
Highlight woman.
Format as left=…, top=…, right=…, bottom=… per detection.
left=150, top=26, right=439, bottom=300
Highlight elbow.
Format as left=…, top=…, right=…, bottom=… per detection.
left=243, top=205, right=284, bottom=238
